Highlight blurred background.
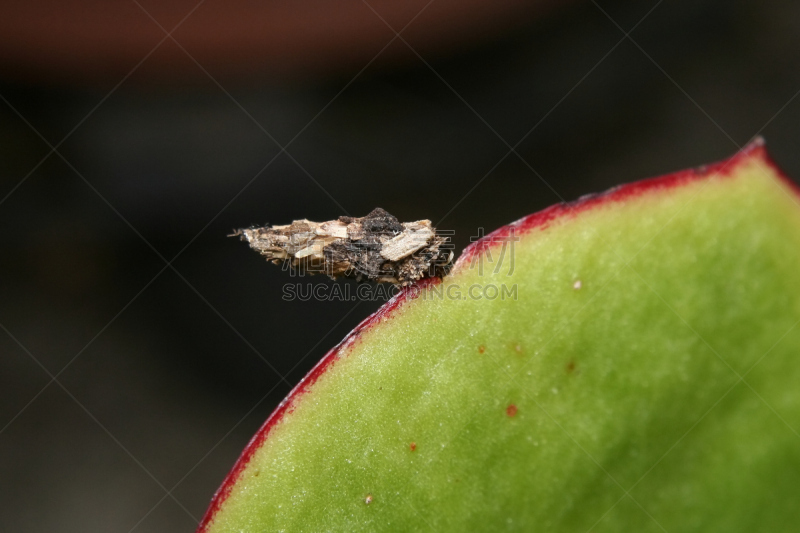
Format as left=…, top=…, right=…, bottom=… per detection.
left=1, top=0, right=799, bottom=531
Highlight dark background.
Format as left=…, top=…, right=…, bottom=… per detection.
left=1, top=1, right=799, bottom=531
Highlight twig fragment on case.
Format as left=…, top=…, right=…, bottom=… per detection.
left=231, top=208, right=453, bottom=286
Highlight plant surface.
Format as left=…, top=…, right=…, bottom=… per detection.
left=200, top=142, right=800, bottom=532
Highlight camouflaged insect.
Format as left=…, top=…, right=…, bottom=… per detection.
left=231, top=208, right=453, bottom=286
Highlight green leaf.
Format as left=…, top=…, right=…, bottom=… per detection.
left=200, top=142, right=800, bottom=532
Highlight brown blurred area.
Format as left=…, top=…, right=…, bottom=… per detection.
left=2, top=1, right=800, bottom=532
left=0, top=0, right=561, bottom=84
